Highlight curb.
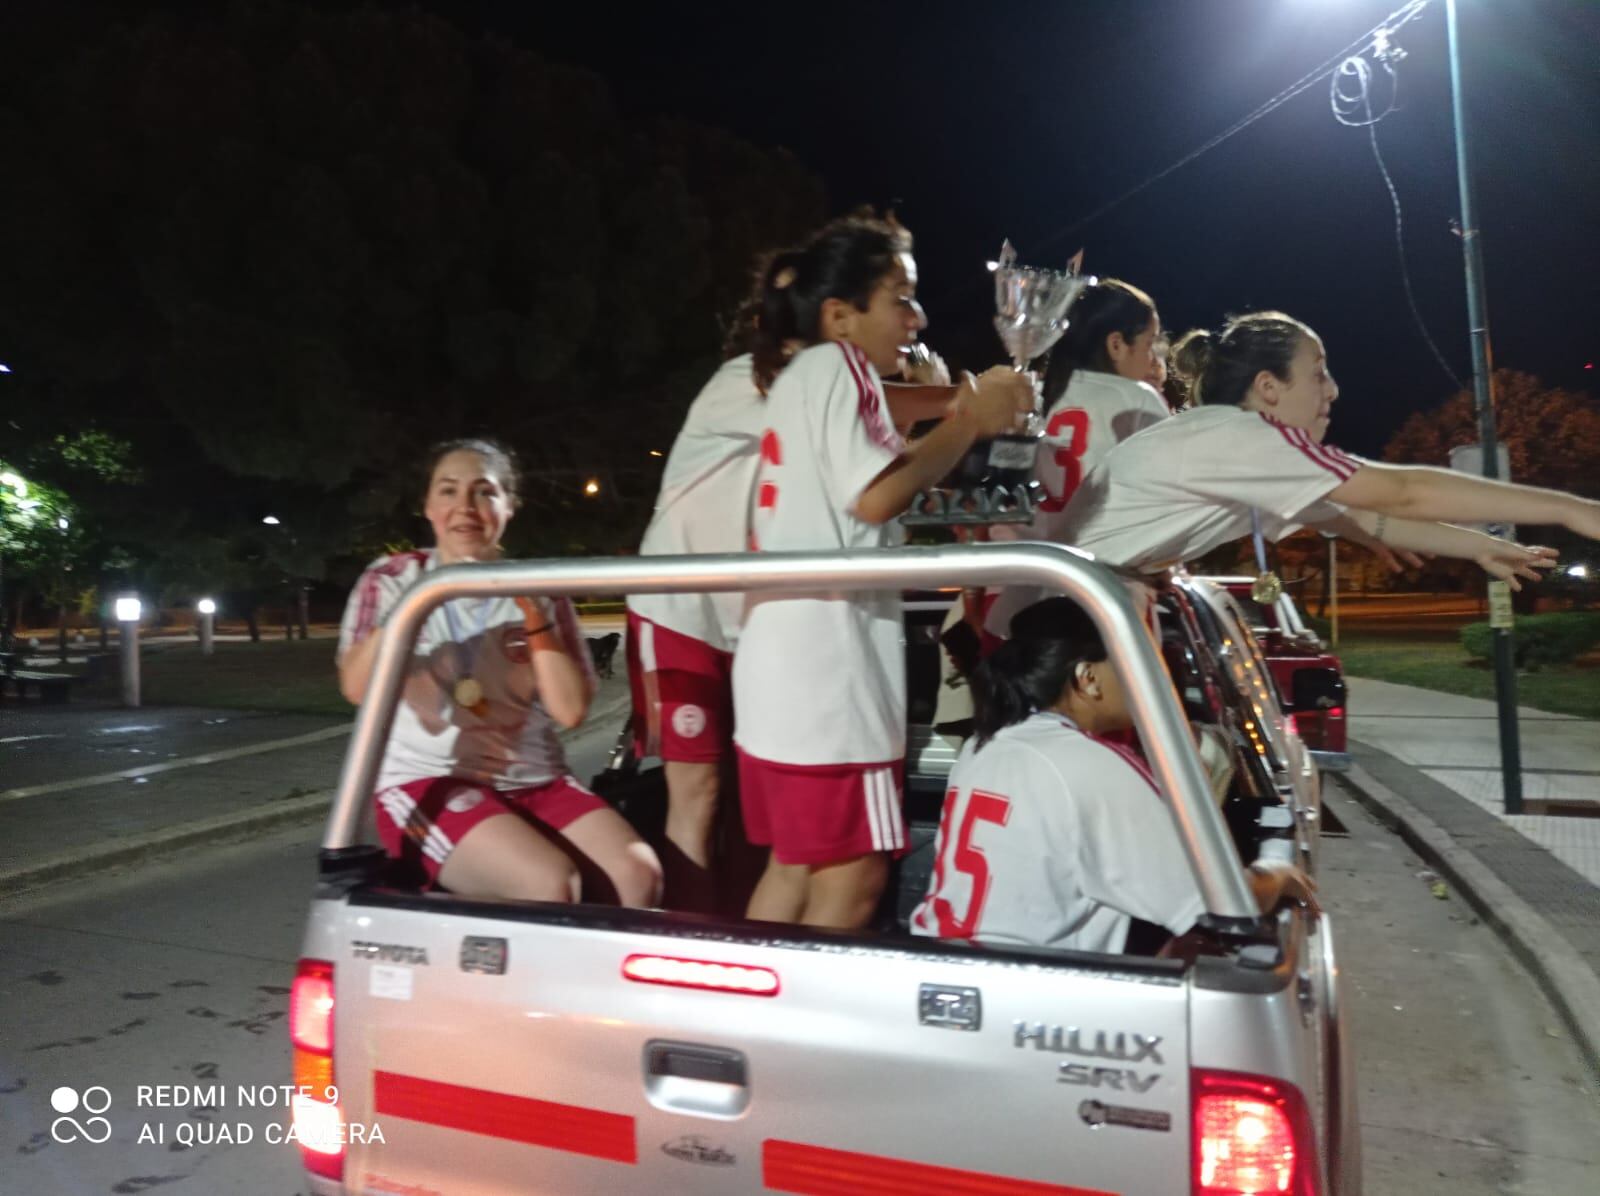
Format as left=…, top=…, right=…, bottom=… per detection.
left=1336, top=759, right=1600, bottom=1082
left=0, top=792, right=332, bottom=899
left=0, top=688, right=635, bottom=900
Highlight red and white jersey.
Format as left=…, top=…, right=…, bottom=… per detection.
left=628, top=355, right=767, bottom=652
left=986, top=370, right=1169, bottom=633
left=909, top=711, right=1207, bottom=954
left=1029, top=370, right=1171, bottom=541
left=337, top=550, right=595, bottom=791
left=1065, top=405, right=1362, bottom=572
left=732, top=341, right=907, bottom=766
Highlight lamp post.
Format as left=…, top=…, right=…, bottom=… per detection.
left=115, top=595, right=142, bottom=708
left=197, top=597, right=216, bottom=656
left=1445, top=0, right=1521, bottom=814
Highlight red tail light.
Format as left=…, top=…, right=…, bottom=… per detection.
left=1325, top=707, right=1345, bottom=721
left=622, top=953, right=780, bottom=996
left=1193, top=1070, right=1319, bottom=1195
left=290, top=959, right=344, bottom=1182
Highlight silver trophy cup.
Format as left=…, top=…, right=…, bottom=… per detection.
left=905, top=241, right=1094, bottom=526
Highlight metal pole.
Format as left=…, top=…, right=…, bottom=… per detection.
left=1329, top=537, right=1339, bottom=648
left=1447, top=0, right=1522, bottom=813
left=199, top=612, right=214, bottom=657
left=118, top=616, right=141, bottom=708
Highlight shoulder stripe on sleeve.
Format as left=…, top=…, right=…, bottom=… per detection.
left=1260, top=414, right=1359, bottom=481
left=352, top=551, right=426, bottom=644
left=838, top=342, right=904, bottom=454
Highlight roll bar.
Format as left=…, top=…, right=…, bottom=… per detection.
left=325, top=542, right=1260, bottom=924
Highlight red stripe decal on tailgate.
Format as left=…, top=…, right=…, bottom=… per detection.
left=763, top=1139, right=1117, bottom=1195
left=374, top=1071, right=636, bottom=1164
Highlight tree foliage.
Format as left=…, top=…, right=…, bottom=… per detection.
left=0, top=2, right=825, bottom=600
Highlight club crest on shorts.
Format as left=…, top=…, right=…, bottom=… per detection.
left=672, top=704, right=707, bottom=739
left=445, top=789, right=485, bottom=814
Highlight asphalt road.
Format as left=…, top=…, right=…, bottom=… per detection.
left=2, top=775, right=1596, bottom=1194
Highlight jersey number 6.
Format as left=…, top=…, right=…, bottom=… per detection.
left=924, top=788, right=1013, bottom=939
left=1039, top=408, right=1091, bottom=513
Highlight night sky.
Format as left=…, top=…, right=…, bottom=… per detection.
left=425, top=0, right=1598, bottom=458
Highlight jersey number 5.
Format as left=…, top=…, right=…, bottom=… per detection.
left=1039, top=408, right=1091, bottom=513
left=924, top=788, right=1013, bottom=939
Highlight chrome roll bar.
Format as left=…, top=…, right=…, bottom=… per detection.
left=325, top=542, right=1259, bottom=921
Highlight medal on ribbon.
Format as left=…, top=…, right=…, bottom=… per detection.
left=1248, top=509, right=1283, bottom=606
left=441, top=598, right=492, bottom=717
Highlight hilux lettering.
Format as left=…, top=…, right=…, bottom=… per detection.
left=1012, top=1022, right=1164, bottom=1065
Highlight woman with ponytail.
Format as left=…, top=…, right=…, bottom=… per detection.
left=734, top=214, right=1034, bottom=930
left=911, top=598, right=1316, bottom=953
left=1062, top=310, right=1598, bottom=586
left=986, top=279, right=1173, bottom=635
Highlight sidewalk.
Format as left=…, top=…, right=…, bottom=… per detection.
left=1340, top=676, right=1600, bottom=1076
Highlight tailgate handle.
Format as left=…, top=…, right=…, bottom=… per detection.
left=643, top=1041, right=750, bottom=1119
left=646, top=1041, right=746, bottom=1086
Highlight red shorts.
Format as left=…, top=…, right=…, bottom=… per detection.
left=373, top=775, right=608, bottom=885
left=626, top=612, right=733, bottom=764
left=736, top=748, right=906, bottom=867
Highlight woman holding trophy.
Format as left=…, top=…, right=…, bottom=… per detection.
left=734, top=214, right=1033, bottom=930
left=338, top=439, right=663, bottom=907
left=1062, top=310, right=1599, bottom=588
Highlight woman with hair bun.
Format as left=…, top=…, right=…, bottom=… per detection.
left=1062, top=310, right=1598, bottom=584
left=912, top=597, right=1316, bottom=953
left=338, top=438, right=662, bottom=907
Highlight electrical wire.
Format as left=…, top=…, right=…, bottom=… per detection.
left=1332, top=30, right=1468, bottom=391
left=1031, top=1, right=1434, bottom=254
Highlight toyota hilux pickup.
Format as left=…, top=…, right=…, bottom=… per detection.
left=291, top=543, right=1359, bottom=1195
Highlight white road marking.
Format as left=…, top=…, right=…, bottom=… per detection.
left=0, top=724, right=351, bottom=804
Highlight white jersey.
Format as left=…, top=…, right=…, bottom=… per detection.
left=733, top=341, right=907, bottom=766
left=337, top=550, right=595, bottom=791
left=909, top=711, right=1207, bottom=954
left=986, top=370, right=1169, bottom=633
left=628, top=355, right=766, bottom=652
left=1065, top=405, right=1362, bottom=572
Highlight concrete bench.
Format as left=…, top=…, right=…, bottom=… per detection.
left=0, top=670, right=75, bottom=703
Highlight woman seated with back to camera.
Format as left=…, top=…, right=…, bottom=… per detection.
left=910, top=596, right=1316, bottom=955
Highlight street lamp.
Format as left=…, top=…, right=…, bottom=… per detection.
left=197, top=597, right=217, bottom=656
left=583, top=479, right=600, bottom=497
left=115, top=596, right=142, bottom=707
left=262, top=514, right=282, bottom=525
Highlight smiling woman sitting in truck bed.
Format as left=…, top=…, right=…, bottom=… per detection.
left=911, top=597, right=1315, bottom=953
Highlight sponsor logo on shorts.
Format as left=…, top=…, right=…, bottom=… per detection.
left=445, top=790, right=485, bottom=815
left=672, top=704, right=707, bottom=739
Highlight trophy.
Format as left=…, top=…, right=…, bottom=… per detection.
left=904, top=241, right=1094, bottom=526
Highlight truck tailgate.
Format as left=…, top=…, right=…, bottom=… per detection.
left=323, top=892, right=1193, bottom=1195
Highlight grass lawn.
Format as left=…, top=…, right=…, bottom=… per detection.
left=82, top=638, right=349, bottom=717
left=1335, top=634, right=1600, bottom=720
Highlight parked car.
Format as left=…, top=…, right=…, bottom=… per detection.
left=1211, top=577, right=1349, bottom=770
left=295, top=544, right=1358, bottom=1195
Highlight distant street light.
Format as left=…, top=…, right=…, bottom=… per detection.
left=1570, top=565, right=1590, bottom=580
left=116, top=596, right=142, bottom=707
left=0, top=363, right=11, bottom=373
left=57, top=516, right=69, bottom=530
left=197, top=597, right=217, bottom=655
left=583, top=479, right=600, bottom=497
left=262, top=514, right=282, bottom=525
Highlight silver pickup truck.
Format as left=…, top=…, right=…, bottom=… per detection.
left=291, top=543, right=1359, bottom=1195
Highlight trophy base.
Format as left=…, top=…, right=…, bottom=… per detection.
left=901, top=479, right=1043, bottom=527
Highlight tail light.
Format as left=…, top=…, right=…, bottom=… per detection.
left=622, top=954, right=780, bottom=996
left=290, top=959, right=344, bottom=1181
left=1193, top=1070, right=1320, bottom=1195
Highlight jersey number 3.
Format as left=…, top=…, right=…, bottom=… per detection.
left=1039, top=408, right=1091, bottom=513
left=924, top=788, right=1013, bottom=939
